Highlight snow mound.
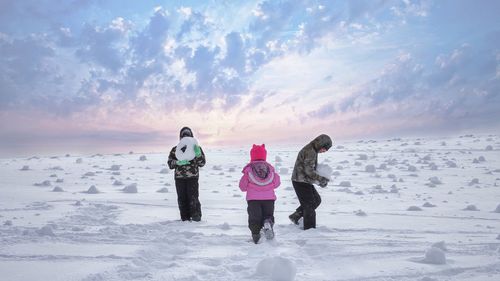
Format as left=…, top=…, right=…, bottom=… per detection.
left=109, top=165, right=121, bottom=171
left=408, top=165, right=418, bottom=172
left=49, top=166, right=63, bottom=171
left=468, top=178, right=479, bottom=186
left=316, top=164, right=332, bottom=180
left=339, top=181, right=351, bottom=187
left=423, top=202, right=436, bottom=208
left=432, top=241, right=447, bottom=251
left=355, top=209, right=367, bottom=216
left=275, top=156, right=283, bottom=162
left=4, top=220, right=12, bottom=226
left=139, top=155, right=147, bottom=161
left=219, top=222, right=231, bottom=230
left=52, top=186, right=64, bottom=192
left=20, top=165, right=30, bottom=171
left=76, top=158, right=83, bottom=164
left=493, top=204, right=500, bottom=213
left=86, top=185, right=100, bottom=194
left=83, top=172, right=95, bottom=177
left=279, top=168, right=289, bottom=175
left=446, top=161, right=457, bottom=168
left=485, top=145, right=493, bottom=151
left=123, top=183, right=138, bottom=193
left=365, top=165, right=376, bottom=173
left=175, top=137, right=198, bottom=161
left=212, top=165, right=223, bottom=171
left=159, top=168, right=169, bottom=174
left=407, top=206, right=423, bottom=211
left=112, top=180, right=124, bottom=186
left=422, top=247, right=446, bottom=265
left=34, top=180, right=51, bottom=187
left=156, top=187, right=169, bottom=193
left=357, top=154, right=368, bottom=160
left=36, top=225, right=55, bottom=236
left=463, top=204, right=479, bottom=211
left=255, top=256, right=296, bottom=281
left=428, top=177, right=442, bottom=185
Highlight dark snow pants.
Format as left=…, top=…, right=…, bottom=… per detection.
left=292, top=181, right=321, bottom=230
left=175, top=177, right=202, bottom=221
left=247, top=200, right=275, bottom=235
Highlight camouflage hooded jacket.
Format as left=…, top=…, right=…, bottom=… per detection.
left=291, top=134, right=332, bottom=184
left=167, top=145, right=206, bottom=179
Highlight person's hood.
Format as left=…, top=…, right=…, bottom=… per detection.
left=179, top=127, right=194, bottom=139
left=311, top=134, right=333, bottom=152
left=242, top=161, right=275, bottom=186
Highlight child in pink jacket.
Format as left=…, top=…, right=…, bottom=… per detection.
left=239, top=144, right=281, bottom=243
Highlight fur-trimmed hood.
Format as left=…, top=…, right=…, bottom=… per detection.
left=242, top=161, right=276, bottom=186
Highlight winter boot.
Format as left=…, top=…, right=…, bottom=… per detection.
left=263, top=219, right=274, bottom=240
left=288, top=211, right=302, bottom=225
left=252, top=233, right=261, bottom=244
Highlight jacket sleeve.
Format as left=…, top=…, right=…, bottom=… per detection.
left=167, top=147, right=177, bottom=170
left=239, top=172, right=249, bottom=192
left=302, top=150, right=322, bottom=181
left=194, top=146, right=206, bottom=167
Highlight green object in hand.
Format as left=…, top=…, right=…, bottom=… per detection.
left=176, top=160, right=190, bottom=166
left=194, top=145, right=202, bottom=157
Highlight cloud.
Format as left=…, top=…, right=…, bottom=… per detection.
left=0, top=35, right=55, bottom=108
left=222, top=32, right=246, bottom=74
left=131, top=8, right=171, bottom=61
left=308, top=40, right=500, bottom=133
left=2, top=0, right=432, bottom=116
left=249, top=0, right=299, bottom=49
left=307, top=102, right=336, bottom=118
left=75, top=21, right=129, bottom=72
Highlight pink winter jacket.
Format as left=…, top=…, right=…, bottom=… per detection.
left=239, top=160, right=280, bottom=201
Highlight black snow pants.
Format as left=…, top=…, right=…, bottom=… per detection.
left=247, top=200, right=275, bottom=235
left=292, top=181, right=321, bottom=230
left=175, top=177, right=202, bottom=221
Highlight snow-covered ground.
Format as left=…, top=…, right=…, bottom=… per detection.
left=1, top=135, right=500, bottom=281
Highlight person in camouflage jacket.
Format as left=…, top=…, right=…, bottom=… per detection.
left=168, top=127, right=206, bottom=221
left=289, top=134, right=332, bottom=230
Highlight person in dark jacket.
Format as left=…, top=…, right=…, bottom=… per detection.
left=289, top=134, right=332, bottom=230
left=168, top=127, right=206, bottom=221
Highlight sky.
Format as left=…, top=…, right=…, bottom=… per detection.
left=0, top=0, right=499, bottom=156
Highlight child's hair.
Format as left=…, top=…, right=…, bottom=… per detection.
left=250, top=144, right=267, bottom=161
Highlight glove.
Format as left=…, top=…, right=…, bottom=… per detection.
left=318, top=177, right=329, bottom=188
left=176, top=160, right=190, bottom=166
left=194, top=145, right=202, bottom=157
